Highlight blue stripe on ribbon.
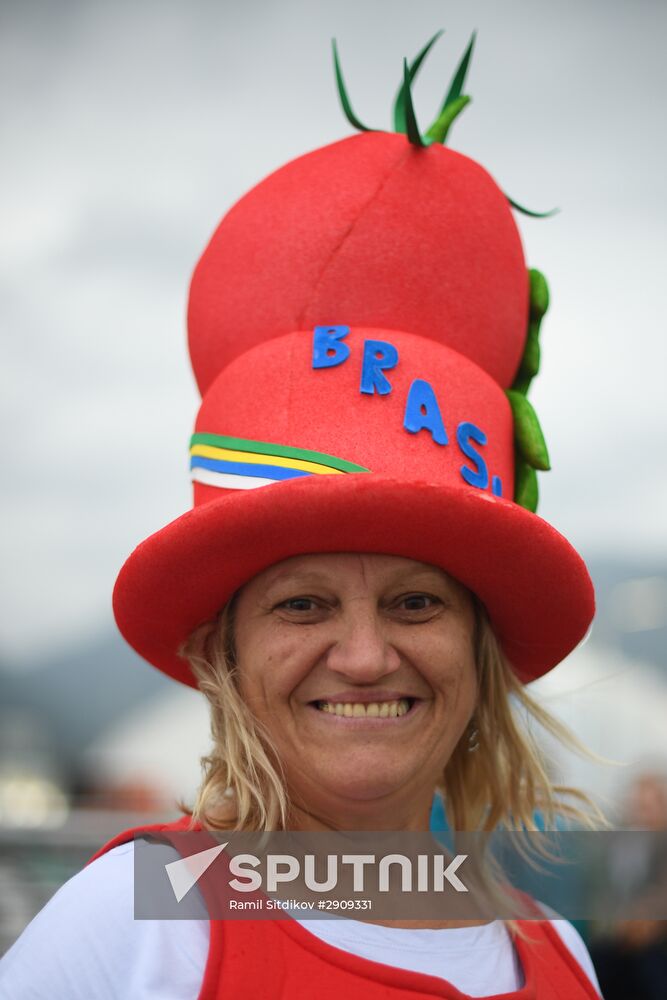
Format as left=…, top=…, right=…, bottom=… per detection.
left=190, top=456, right=311, bottom=481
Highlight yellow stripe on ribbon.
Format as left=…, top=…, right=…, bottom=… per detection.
left=190, top=444, right=345, bottom=477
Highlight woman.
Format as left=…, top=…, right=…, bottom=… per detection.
left=0, top=37, right=604, bottom=997
left=0, top=323, right=603, bottom=998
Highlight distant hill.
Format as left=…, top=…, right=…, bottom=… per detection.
left=0, top=632, right=168, bottom=782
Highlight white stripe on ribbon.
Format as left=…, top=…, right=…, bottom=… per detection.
left=191, top=467, right=277, bottom=490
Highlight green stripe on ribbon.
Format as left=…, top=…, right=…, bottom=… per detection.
left=190, top=433, right=370, bottom=474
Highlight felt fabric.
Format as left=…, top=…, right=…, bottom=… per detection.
left=188, top=132, right=528, bottom=395
left=112, top=328, right=594, bottom=687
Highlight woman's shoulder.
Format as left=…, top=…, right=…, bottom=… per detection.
left=0, top=840, right=208, bottom=1000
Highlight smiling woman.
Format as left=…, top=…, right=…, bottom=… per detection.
left=0, top=32, right=606, bottom=1000
left=184, top=553, right=591, bottom=840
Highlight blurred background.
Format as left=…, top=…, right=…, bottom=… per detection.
left=1, top=0, right=666, bottom=978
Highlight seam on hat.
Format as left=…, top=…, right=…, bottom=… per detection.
left=295, top=143, right=410, bottom=330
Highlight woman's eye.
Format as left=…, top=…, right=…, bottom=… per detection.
left=279, top=597, right=317, bottom=612
left=398, top=594, right=439, bottom=612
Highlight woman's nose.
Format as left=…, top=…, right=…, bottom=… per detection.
left=324, top=607, right=401, bottom=682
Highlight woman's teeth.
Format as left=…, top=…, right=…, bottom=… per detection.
left=316, top=699, right=411, bottom=718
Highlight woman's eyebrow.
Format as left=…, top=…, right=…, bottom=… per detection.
left=261, top=571, right=336, bottom=595
left=384, top=569, right=454, bottom=588
left=381, top=571, right=466, bottom=606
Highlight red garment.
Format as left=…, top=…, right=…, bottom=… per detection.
left=89, top=817, right=599, bottom=1000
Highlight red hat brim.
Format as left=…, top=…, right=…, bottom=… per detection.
left=113, top=474, right=594, bottom=687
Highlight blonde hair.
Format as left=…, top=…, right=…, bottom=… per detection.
left=180, top=594, right=600, bottom=835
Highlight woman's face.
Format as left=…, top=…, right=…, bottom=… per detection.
left=233, top=553, right=478, bottom=827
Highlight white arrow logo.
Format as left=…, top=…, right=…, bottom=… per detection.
left=165, top=842, right=228, bottom=902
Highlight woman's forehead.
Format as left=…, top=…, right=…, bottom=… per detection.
left=242, top=553, right=465, bottom=595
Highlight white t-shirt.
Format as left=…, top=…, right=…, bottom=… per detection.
left=0, top=840, right=601, bottom=999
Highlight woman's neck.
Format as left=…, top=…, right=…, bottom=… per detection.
left=286, top=800, right=432, bottom=833
left=285, top=780, right=438, bottom=832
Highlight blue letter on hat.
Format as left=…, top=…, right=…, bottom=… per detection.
left=457, top=422, right=489, bottom=489
left=312, top=326, right=350, bottom=368
left=360, top=339, right=399, bottom=395
left=404, top=379, right=448, bottom=445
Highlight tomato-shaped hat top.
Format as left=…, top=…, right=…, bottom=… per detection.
left=188, top=34, right=545, bottom=395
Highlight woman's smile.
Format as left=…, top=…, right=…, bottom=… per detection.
left=311, top=694, right=419, bottom=720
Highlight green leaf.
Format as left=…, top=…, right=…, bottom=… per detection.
left=424, top=31, right=475, bottom=143
left=442, top=31, right=476, bottom=110
left=425, top=95, right=471, bottom=144
left=507, top=196, right=559, bottom=219
left=332, top=39, right=374, bottom=133
left=522, top=320, right=541, bottom=378
left=393, top=30, right=444, bottom=134
left=529, top=268, right=550, bottom=319
left=511, top=371, right=532, bottom=396
left=402, top=58, right=425, bottom=147
left=506, top=390, right=551, bottom=471
left=514, top=459, right=539, bottom=512
left=511, top=322, right=541, bottom=394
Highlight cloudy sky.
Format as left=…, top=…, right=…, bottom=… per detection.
left=2, top=0, right=666, bottom=663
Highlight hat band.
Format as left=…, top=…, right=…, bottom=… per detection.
left=190, top=433, right=370, bottom=490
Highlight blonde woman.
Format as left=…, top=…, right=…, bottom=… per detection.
left=0, top=324, right=603, bottom=998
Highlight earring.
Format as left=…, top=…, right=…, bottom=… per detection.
left=467, top=722, right=479, bottom=753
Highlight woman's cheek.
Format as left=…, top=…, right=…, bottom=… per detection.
left=237, top=643, right=309, bottom=704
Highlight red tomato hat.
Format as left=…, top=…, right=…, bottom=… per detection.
left=113, top=327, right=594, bottom=687
left=186, top=33, right=547, bottom=397
left=188, top=131, right=528, bottom=395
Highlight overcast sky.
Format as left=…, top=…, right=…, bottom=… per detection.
left=1, top=0, right=666, bottom=663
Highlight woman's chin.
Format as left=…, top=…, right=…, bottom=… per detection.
left=302, top=760, right=422, bottom=808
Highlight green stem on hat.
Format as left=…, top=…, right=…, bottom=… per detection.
left=393, top=30, right=444, bottom=134
left=509, top=268, right=552, bottom=510
left=332, top=39, right=374, bottom=133
left=506, top=196, right=559, bottom=219
left=424, top=31, right=475, bottom=144
left=523, top=321, right=541, bottom=378
left=512, top=320, right=541, bottom=394
left=332, top=33, right=560, bottom=216
left=442, top=31, right=476, bottom=110
left=506, top=390, right=551, bottom=472
left=512, top=269, right=550, bottom=395
left=425, top=95, right=471, bottom=144
left=529, top=267, right=550, bottom=319
left=401, top=58, right=426, bottom=147
left=514, top=459, right=539, bottom=513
